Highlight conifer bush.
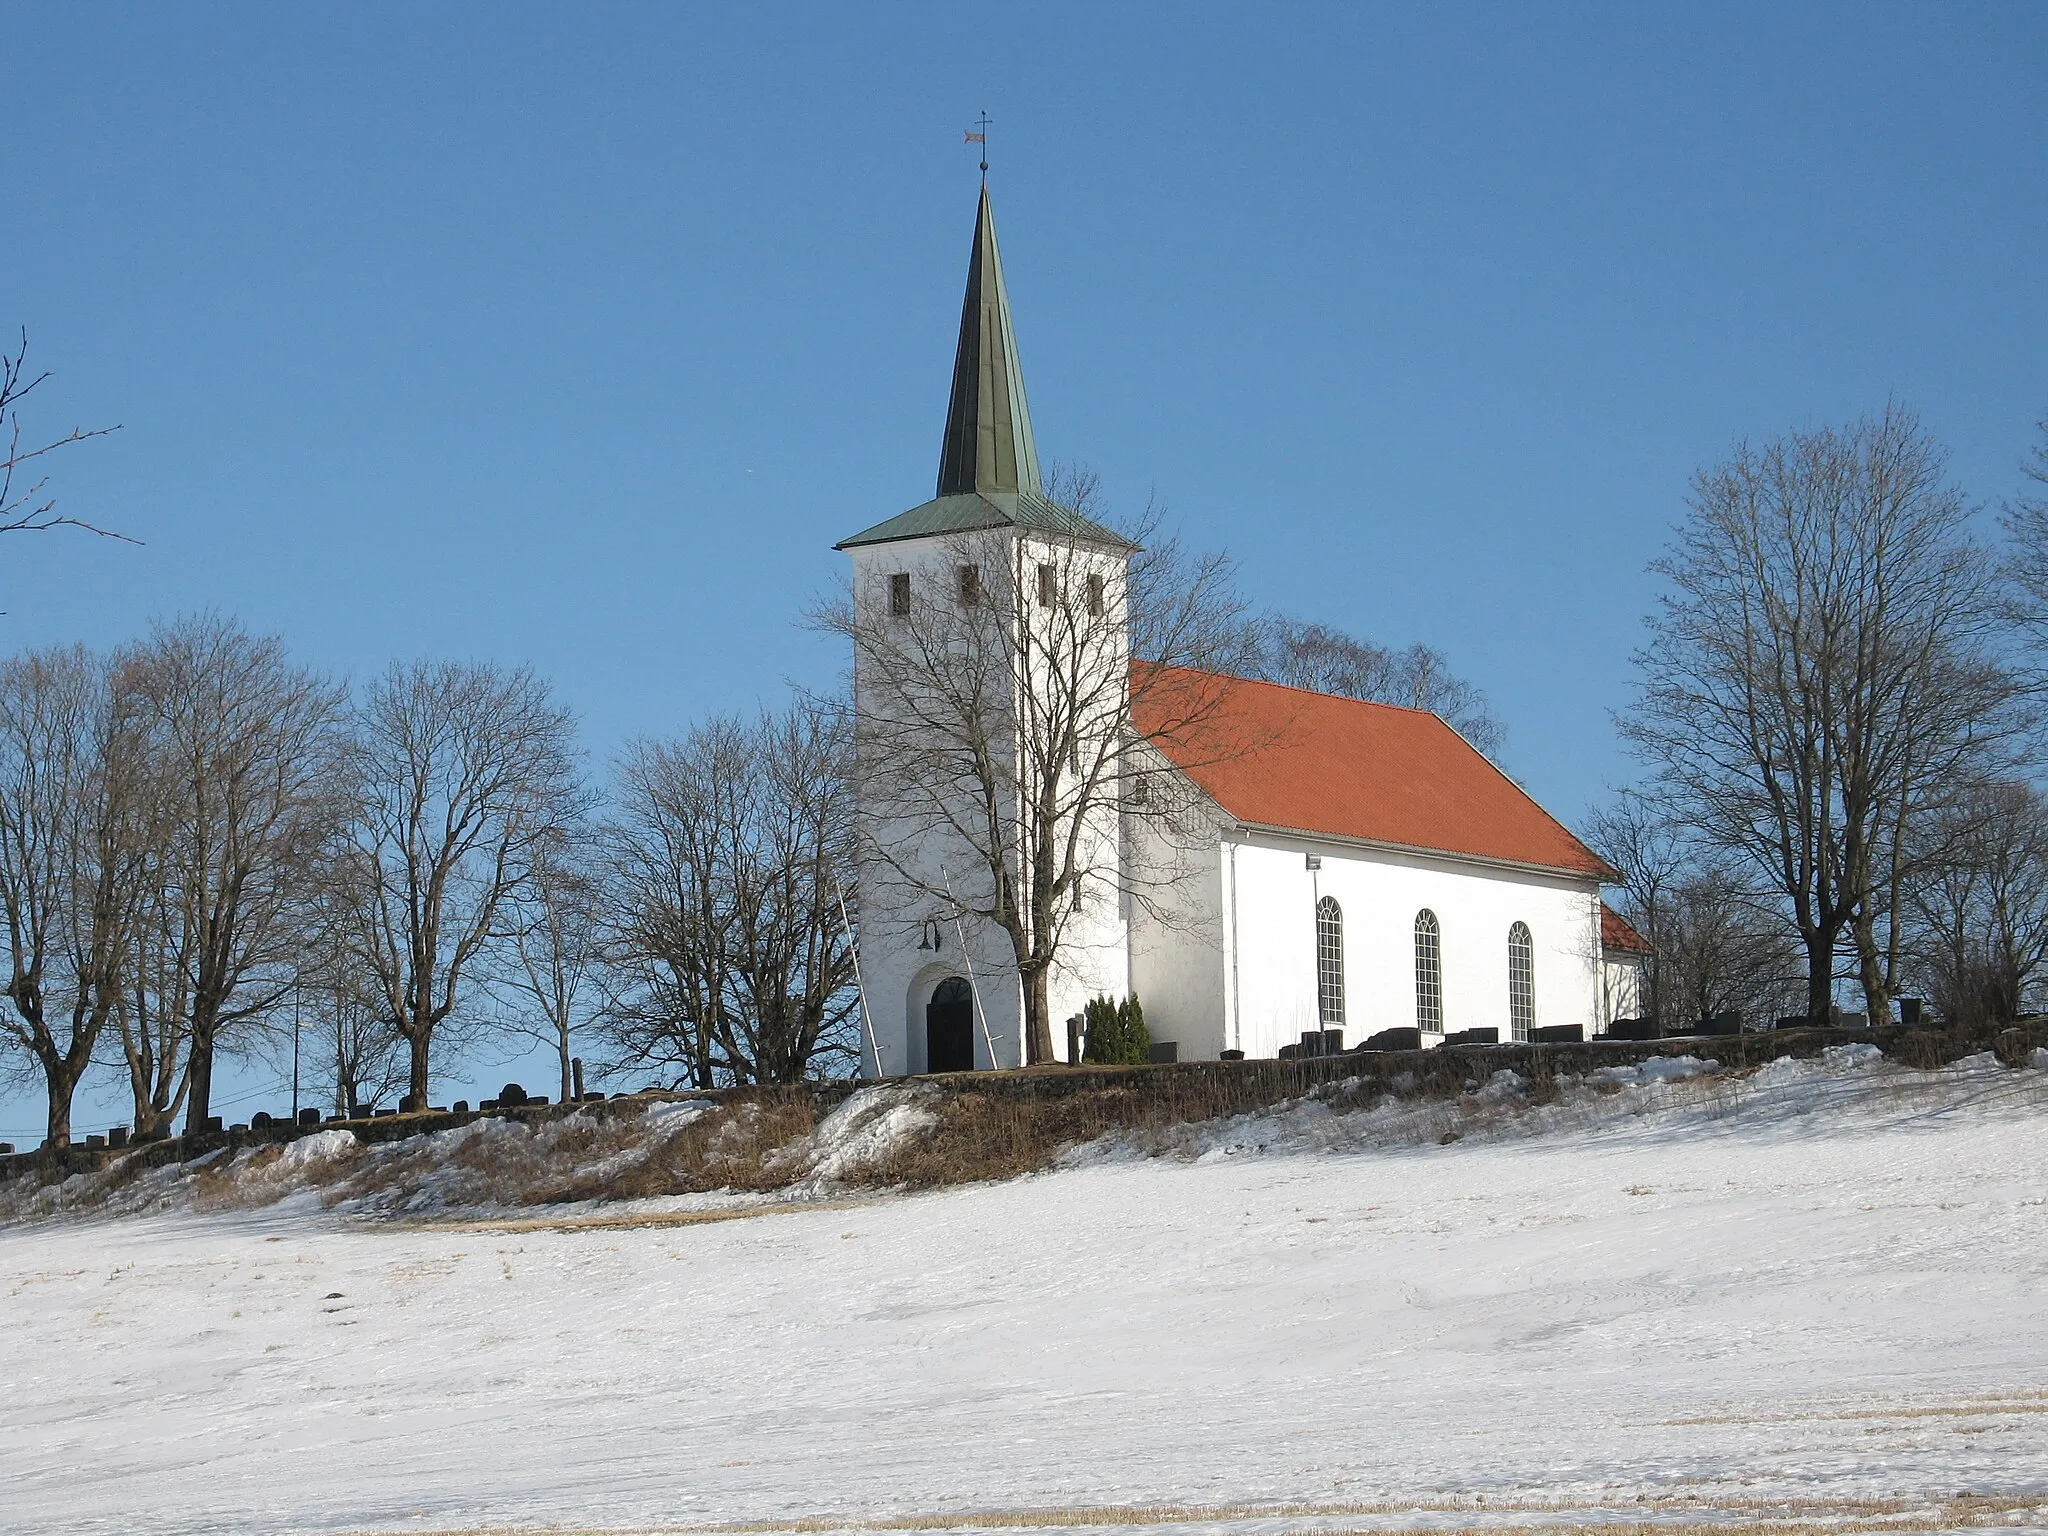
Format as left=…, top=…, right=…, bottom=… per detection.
left=1082, top=993, right=1152, bottom=1065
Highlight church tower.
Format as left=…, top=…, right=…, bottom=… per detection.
left=836, top=186, right=1134, bottom=1076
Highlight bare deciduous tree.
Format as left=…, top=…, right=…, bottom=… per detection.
left=493, top=828, right=605, bottom=1103
left=0, top=647, right=155, bottom=1145
left=114, top=616, right=349, bottom=1137
left=1904, top=780, right=2048, bottom=1030
left=1623, top=406, right=2018, bottom=1025
left=1659, top=870, right=1802, bottom=1028
left=0, top=332, right=127, bottom=542
left=1589, top=791, right=1799, bottom=1030
left=2000, top=413, right=2048, bottom=665
left=1585, top=790, right=1686, bottom=1026
left=604, top=702, right=859, bottom=1087
left=340, top=660, right=583, bottom=1108
left=1246, top=618, right=1507, bottom=761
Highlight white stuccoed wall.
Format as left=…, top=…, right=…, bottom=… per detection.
left=848, top=528, right=1129, bottom=1077
left=1132, top=823, right=1605, bottom=1060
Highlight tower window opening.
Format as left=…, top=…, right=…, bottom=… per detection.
left=1508, top=922, right=1535, bottom=1042
left=1038, top=562, right=1057, bottom=607
left=958, top=563, right=981, bottom=608
left=1414, top=909, right=1443, bottom=1033
left=1316, top=896, right=1344, bottom=1026
left=1087, top=572, right=1106, bottom=616
left=889, top=572, right=911, bottom=616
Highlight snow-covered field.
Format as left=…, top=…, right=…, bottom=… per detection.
left=4, top=1047, right=2047, bottom=1536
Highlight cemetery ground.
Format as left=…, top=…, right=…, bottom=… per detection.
left=2, top=1045, right=2046, bottom=1535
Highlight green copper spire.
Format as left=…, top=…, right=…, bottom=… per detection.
left=936, top=185, right=1042, bottom=499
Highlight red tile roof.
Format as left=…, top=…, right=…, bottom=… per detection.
left=1601, top=902, right=1654, bottom=954
left=1133, top=665, right=1612, bottom=878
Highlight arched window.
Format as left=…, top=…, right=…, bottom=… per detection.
left=1315, top=896, right=1344, bottom=1026
left=1414, top=909, right=1442, bottom=1033
left=1508, top=921, right=1535, bottom=1042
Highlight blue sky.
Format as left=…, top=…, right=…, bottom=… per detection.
left=4, top=4, right=2046, bottom=1131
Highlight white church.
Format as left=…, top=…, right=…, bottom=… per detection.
left=838, top=185, right=1648, bottom=1076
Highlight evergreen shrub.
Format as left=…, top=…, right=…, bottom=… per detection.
left=1082, top=993, right=1152, bottom=1066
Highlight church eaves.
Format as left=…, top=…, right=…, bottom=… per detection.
left=836, top=185, right=1134, bottom=554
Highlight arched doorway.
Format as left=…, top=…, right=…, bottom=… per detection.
left=926, top=977, right=976, bottom=1073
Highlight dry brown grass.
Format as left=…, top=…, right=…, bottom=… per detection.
left=843, top=1067, right=1439, bottom=1187
left=529, top=1099, right=822, bottom=1204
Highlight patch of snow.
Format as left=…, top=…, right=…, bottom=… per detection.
left=274, top=1128, right=357, bottom=1171
left=1592, top=1053, right=1718, bottom=1085
left=777, top=1084, right=939, bottom=1192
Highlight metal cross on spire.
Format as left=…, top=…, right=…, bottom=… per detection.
left=964, top=111, right=991, bottom=179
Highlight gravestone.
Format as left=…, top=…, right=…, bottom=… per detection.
left=1443, top=1027, right=1499, bottom=1046
left=1602, top=1018, right=1660, bottom=1042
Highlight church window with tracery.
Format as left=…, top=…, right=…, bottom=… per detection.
left=1316, top=896, right=1344, bottom=1026
left=1508, top=922, right=1535, bottom=1041
left=1414, top=909, right=1442, bottom=1032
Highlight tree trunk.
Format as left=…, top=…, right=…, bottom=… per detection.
left=183, top=1035, right=216, bottom=1137
left=1022, top=965, right=1053, bottom=1065
left=1803, top=927, right=1836, bottom=1023
left=557, top=1026, right=573, bottom=1104
left=408, top=1027, right=432, bottom=1108
left=40, top=1056, right=80, bottom=1148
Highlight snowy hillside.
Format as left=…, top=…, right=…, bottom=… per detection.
left=4, top=1046, right=2047, bottom=1535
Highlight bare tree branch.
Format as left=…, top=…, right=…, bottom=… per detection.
left=0, top=331, right=132, bottom=545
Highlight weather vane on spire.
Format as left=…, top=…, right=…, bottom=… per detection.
left=964, top=111, right=990, bottom=179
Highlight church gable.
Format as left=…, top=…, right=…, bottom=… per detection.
left=1135, top=665, right=1611, bottom=879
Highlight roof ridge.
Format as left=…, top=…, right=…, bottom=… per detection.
left=1141, top=660, right=1452, bottom=721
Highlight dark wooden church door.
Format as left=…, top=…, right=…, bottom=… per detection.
left=926, top=977, right=975, bottom=1073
